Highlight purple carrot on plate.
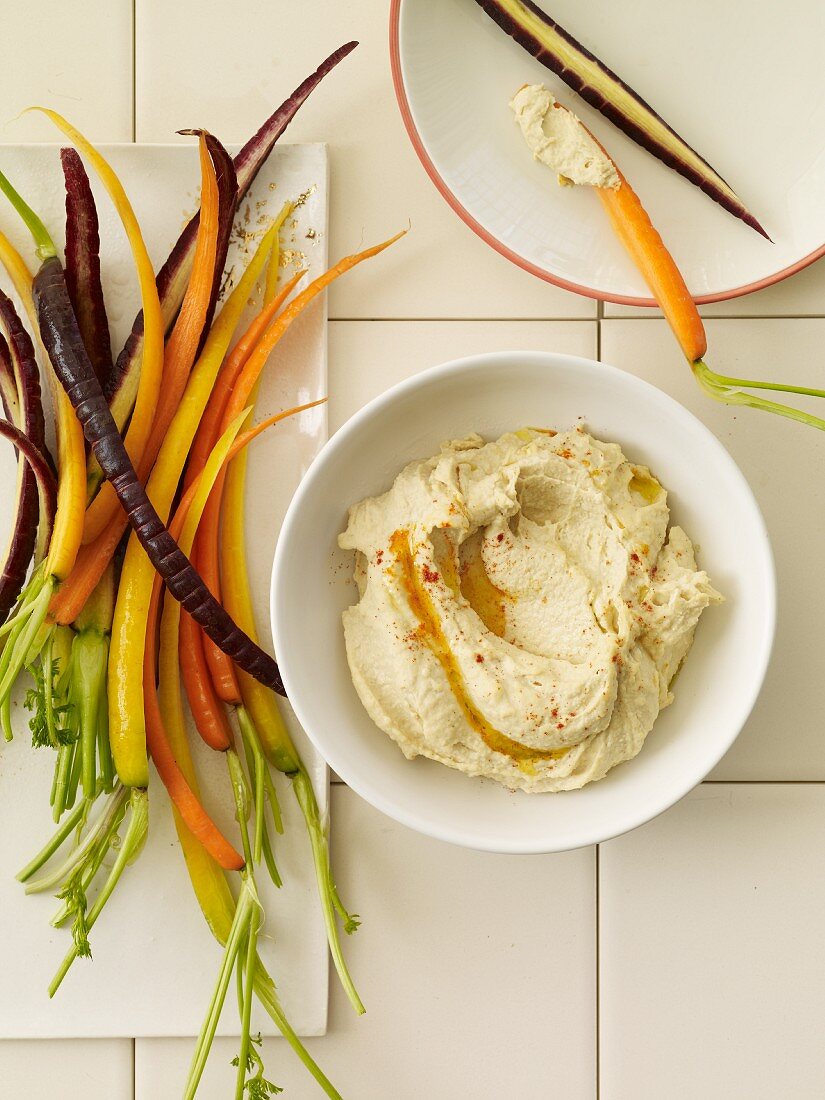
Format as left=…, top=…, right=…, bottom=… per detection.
left=104, top=40, right=359, bottom=432
left=61, top=148, right=114, bottom=389
left=32, top=254, right=286, bottom=695
left=471, top=0, right=767, bottom=237
left=0, top=290, right=53, bottom=619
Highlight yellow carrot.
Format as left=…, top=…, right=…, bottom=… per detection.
left=107, top=223, right=279, bottom=789
left=264, top=199, right=293, bottom=303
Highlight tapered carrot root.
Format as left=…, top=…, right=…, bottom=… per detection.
left=185, top=267, right=305, bottom=488
left=179, top=608, right=234, bottom=751
left=596, top=175, right=707, bottom=363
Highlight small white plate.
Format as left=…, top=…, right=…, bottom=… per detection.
left=391, top=0, right=825, bottom=304
left=272, top=352, right=775, bottom=854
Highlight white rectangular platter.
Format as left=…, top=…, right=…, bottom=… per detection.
left=0, top=142, right=330, bottom=1037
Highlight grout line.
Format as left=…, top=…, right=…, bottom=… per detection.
left=327, top=316, right=600, bottom=323
left=595, top=843, right=600, bottom=1100
left=131, top=0, right=137, bottom=143
left=600, top=313, right=825, bottom=322
left=327, top=778, right=825, bottom=788
left=325, top=313, right=825, bottom=322
left=702, top=779, right=825, bottom=785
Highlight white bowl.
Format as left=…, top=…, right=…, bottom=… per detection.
left=271, top=353, right=775, bottom=853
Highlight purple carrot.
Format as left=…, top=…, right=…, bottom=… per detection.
left=0, top=291, right=53, bottom=618
left=0, top=290, right=52, bottom=470
left=472, top=0, right=767, bottom=238
left=61, top=148, right=114, bottom=388
left=33, top=255, right=285, bottom=695
left=0, top=419, right=57, bottom=541
left=104, top=41, right=357, bottom=427
left=0, top=333, right=19, bottom=425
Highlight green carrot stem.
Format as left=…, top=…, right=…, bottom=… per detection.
left=71, top=629, right=108, bottom=798
left=52, top=625, right=74, bottom=692
left=0, top=693, right=12, bottom=742
left=0, top=576, right=51, bottom=702
left=228, top=748, right=253, bottom=868
left=17, top=796, right=88, bottom=882
left=694, top=360, right=825, bottom=433
left=52, top=741, right=75, bottom=823
left=252, top=968, right=343, bottom=1100
left=292, top=767, right=364, bottom=1014
left=0, top=168, right=57, bottom=261
left=237, top=713, right=280, bottom=883
left=26, top=784, right=126, bottom=894
left=51, top=813, right=117, bottom=927
left=96, top=680, right=114, bottom=793
left=64, top=736, right=82, bottom=811
left=235, top=886, right=262, bottom=1100
left=42, top=632, right=58, bottom=749
left=704, top=371, right=825, bottom=400
left=0, top=564, right=45, bottom=641
left=49, top=787, right=148, bottom=996
left=261, top=822, right=282, bottom=889
left=49, top=748, right=60, bottom=806
left=239, top=706, right=283, bottom=835
left=184, top=877, right=255, bottom=1100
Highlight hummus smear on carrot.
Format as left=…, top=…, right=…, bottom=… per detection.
left=339, top=429, right=721, bottom=792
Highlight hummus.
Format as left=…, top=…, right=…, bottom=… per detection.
left=339, top=428, right=721, bottom=793
left=510, top=83, right=620, bottom=189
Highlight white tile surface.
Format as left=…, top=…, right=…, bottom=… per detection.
left=604, top=253, right=825, bottom=317
left=329, top=318, right=597, bottom=430
left=135, top=0, right=595, bottom=321
left=600, top=784, right=825, bottom=1100
left=1, top=0, right=824, bottom=1095
left=600, top=318, right=825, bottom=779
left=0, top=1, right=132, bottom=143
left=136, top=786, right=597, bottom=1099
left=0, top=1039, right=133, bottom=1100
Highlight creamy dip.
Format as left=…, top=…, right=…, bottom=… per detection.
left=339, top=429, right=720, bottom=792
left=510, top=83, right=620, bottom=189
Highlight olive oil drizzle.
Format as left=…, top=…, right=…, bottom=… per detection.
left=391, top=529, right=567, bottom=765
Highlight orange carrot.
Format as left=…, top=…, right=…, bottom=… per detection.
left=181, top=402, right=325, bottom=746
left=142, top=430, right=246, bottom=870
left=143, top=526, right=243, bottom=870
left=49, top=509, right=125, bottom=626
left=596, top=175, right=706, bottom=363
left=199, top=563, right=242, bottom=703
left=81, top=134, right=221, bottom=544
left=185, top=268, right=305, bottom=488
left=179, top=608, right=235, bottom=748
left=190, top=274, right=306, bottom=704
left=543, top=105, right=709, bottom=365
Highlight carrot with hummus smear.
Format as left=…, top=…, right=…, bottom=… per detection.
left=511, top=85, right=825, bottom=433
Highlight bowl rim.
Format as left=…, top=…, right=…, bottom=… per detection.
left=388, top=0, right=825, bottom=307
left=271, top=350, right=777, bottom=852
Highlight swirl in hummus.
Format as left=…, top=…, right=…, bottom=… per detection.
left=339, top=428, right=721, bottom=792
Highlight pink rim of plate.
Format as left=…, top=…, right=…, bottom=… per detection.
left=389, top=0, right=825, bottom=306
